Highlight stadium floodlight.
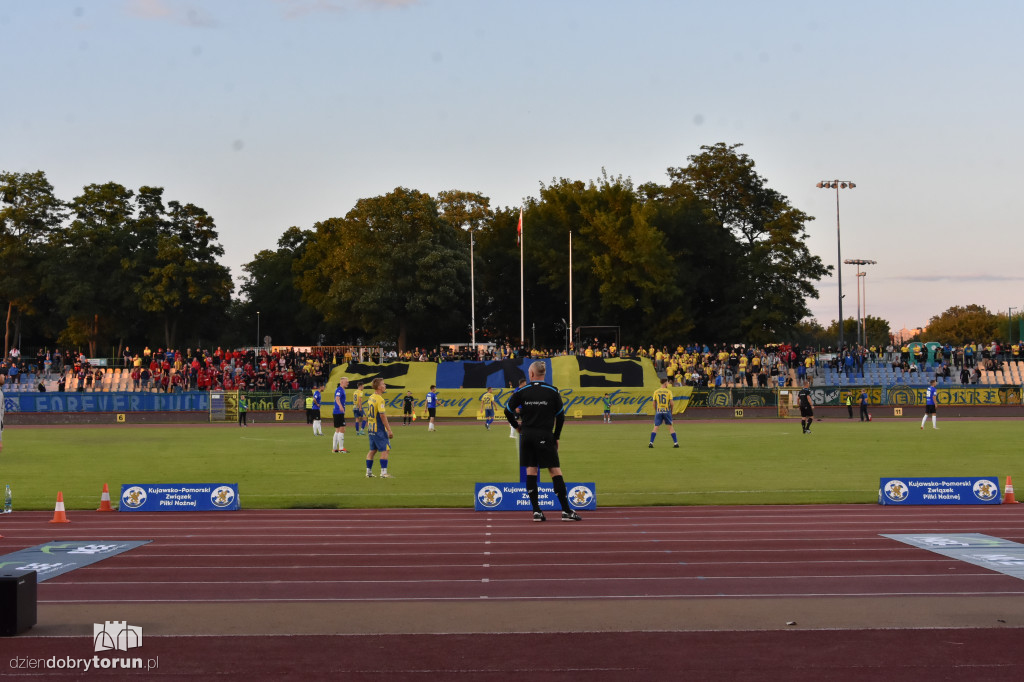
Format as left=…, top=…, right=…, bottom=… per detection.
left=818, top=180, right=857, bottom=351
left=844, top=259, right=877, bottom=346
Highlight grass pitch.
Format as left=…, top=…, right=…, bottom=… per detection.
left=0, top=417, right=1019, bottom=511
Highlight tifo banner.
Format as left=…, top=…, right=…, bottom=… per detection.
left=475, top=482, right=596, bottom=512
left=0, top=541, right=151, bottom=582
left=119, top=483, right=240, bottom=511
left=878, top=476, right=1002, bottom=505
left=883, top=533, right=1024, bottom=582
left=329, top=361, right=442, bottom=391
left=329, top=386, right=693, bottom=418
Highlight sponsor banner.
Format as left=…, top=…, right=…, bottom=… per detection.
left=878, top=476, right=1001, bottom=505
left=883, top=533, right=1024, bottom=581
left=8, top=392, right=211, bottom=413
left=119, top=483, right=240, bottom=511
left=474, top=482, right=597, bottom=512
left=0, top=541, right=151, bottom=582
left=886, top=386, right=1022, bottom=406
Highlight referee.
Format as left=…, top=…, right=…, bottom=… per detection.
left=504, top=361, right=582, bottom=522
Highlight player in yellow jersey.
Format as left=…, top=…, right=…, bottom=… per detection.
left=480, top=387, right=496, bottom=430
left=649, top=376, right=679, bottom=448
left=352, top=383, right=367, bottom=436
left=364, top=378, right=394, bottom=479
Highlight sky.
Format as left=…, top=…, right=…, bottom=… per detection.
left=3, top=0, right=1023, bottom=336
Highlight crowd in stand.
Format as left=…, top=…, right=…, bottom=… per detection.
left=1, top=346, right=332, bottom=393
left=2, top=339, right=1022, bottom=393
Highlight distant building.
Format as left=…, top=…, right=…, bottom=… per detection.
left=892, top=326, right=927, bottom=344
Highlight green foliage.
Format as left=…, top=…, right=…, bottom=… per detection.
left=297, top=187, right=469, bottom=349
left=0, top=171, right=66, bottom=353
left=925, top=305, right=1001, bottom=345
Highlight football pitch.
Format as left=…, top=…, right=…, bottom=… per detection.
left=0, top=417, right=1018, bottom=510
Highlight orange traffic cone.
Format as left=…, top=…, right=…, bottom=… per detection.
left=49, top=491, right=70, bottom=523
left=97, top=483, right=114, bottom=512
left=1004, top=476, right=1018, bottom=504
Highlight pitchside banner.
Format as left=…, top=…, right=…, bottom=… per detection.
left=475, top=482, right=596, bottom=512
left=878, top=476, right=1002, bottom=505
left=119, top=483, right=240, bottom=511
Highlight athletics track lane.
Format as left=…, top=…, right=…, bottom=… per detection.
left=2, top=505, right=1024, bottom=680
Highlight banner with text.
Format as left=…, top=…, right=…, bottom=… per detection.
left=878, top=476, right=1002, bottom=505
left=475, top=482, right=597, bottom=511
left=119, top=483, right=240, bottom=511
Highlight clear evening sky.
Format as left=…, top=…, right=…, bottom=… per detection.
left=3, top=0, right=1022, bottom=336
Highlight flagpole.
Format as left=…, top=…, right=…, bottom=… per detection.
left=469, top=230, right=476, bottom=347
left=519, top=207, right=525, bottom=346
left=568, top=229, right=573, bottom=354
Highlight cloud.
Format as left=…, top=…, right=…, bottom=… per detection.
left=124, top=0, right=220, bottom=27
left=273, top=0, right=418, bottom=19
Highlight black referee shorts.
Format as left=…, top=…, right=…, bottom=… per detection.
left=518, top=429, right=560, bottom=469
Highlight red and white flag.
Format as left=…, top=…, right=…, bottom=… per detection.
left=516, top=208, right=523, bottom=246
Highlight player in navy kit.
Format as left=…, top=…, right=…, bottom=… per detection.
left=921, top=379, right=938, bottom=429
left=426, top=385, right=438, bottom=431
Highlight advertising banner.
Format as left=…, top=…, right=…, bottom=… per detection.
left=0, top=541, right=151, bottom=582
left=878, top=476, right=1002, bottom=505
left=119, top=483, right=240, bottom=511
left=474, top=482, right=596, bottom=512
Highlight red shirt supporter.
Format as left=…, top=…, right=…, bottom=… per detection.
left=196, top=370, right=209, bottom=390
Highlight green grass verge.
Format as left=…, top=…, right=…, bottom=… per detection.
left=0, top=418, right=1018, bottom=510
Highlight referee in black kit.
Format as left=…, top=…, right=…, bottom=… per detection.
left=504, top=361, right=582, bottom=522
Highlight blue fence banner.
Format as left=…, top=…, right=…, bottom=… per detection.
left=878, top=476, right=1002, bottom=505
left=474, top=482, right=596, bottom=512
left=119, top=483, right=240, bottom=511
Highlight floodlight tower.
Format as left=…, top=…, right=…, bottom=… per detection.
left=817, top=180, right=856, bottom=351
left=844, top=259, right=877, bottom=346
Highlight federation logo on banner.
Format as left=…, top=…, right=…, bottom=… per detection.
left=211, top=486, right=236, bottom=508
left=121, top=486, right=148, bottom=509
left=973, top=479, right=998, bottom=502
left=883, top=479, right=909, bottom=503
left=568, top=485, right=595, bottom=507
left=477, top=485, right=503, bottom=508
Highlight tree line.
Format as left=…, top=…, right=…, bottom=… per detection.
left=0, top=171, right=232, bottom=356
left=21, top=143, right=1010, bottom=356
left=240, top=143, right=832, bottom=352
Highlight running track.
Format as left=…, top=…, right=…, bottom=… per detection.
left=3, top=505, right=1024, bottom=680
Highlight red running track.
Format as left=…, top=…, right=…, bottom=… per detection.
left=2, top=504, right=1024, bottom=680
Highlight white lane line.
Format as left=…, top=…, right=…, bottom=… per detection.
left=40, top=590, right=1024, bottom=604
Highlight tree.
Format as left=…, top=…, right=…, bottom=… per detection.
left=436, top=190, right=494, bottom=342
left=47, top=182, right=138, bottom=356
left=0, top=171, right=65, bottom=355
left=297, top=187, right=469, bottom=350
left=667, top=143, right=830, bottom=340
left=137, top=200, right=234, bottom=348
left=239, top=226, right=326, bottom=345
left=923, top=305, right=1000, bottom=345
